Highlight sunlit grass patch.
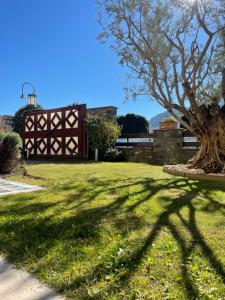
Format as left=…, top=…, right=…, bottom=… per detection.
left=0, top=162, right=224, bottom=299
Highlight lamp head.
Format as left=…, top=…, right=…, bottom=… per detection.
left=28, top=93, right=37, bottom=106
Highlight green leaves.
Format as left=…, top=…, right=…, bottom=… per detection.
left=117, top=113, right=149, bottom=134
left=87, top=116, right=121, bottom=153
left=0, top=131, right=21, bottom=174
left=13, top=104, right=43, bottom=135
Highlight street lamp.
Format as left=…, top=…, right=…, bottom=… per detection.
left=20, top=82, right=37, bottom=106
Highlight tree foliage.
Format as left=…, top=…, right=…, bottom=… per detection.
left=98, top=0, right=225, bottom=173
left=87, top=116, right=121, bottom=153
left=117, top=113, right=149, bottom=134
left=13, top=104, right=43, bottom=135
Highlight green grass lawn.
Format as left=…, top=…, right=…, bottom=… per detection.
left=0, top=162, right=225, bottom=299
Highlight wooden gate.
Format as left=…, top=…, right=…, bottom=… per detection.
left=22, top=104, right=87, bottom=159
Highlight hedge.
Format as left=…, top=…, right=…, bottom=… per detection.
left=0, top=132, right=21, bottom=174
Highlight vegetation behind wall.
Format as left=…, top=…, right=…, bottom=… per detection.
left=13, top=104, right=43, bottom=135
left=117, top=114, right=149, bottom=134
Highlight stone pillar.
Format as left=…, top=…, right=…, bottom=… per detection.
left=160, top=119, right=178, bottom=130
left=153, top=129, right=183, bottom=164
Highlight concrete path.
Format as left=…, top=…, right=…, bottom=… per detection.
left=0, top=256, right=65, bottom=300
left=0, top=178, right=44, bottom=196
left=0, top=180, right=64, bottom=299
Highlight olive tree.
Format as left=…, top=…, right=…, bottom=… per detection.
left=98, top=0, right=225, bottom=173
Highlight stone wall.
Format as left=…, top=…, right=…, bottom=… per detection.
left=120, top=129, right=197, bottom=165
left=153, top=129, right=182, bottom=164
left=179, top=148, right=197, bottom=164
left=123, top=148, right=154, bottom=163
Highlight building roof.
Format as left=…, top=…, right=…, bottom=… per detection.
left=0, top=115, right=13, bottom=119
left=87, top=106, right=118, bottom=111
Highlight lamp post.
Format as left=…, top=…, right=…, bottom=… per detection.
left=20, top=82, right=37, bottom=106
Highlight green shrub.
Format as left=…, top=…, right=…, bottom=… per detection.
left=87, top=116, right=121, bottom=159
left=103, top=148, right=125, bottom=162
left=0, top=132, right=21, bottom=174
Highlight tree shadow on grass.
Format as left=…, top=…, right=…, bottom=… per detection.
left=54, top=179, right=225, bottom=299
left=0, top=176, right=224, bottom=299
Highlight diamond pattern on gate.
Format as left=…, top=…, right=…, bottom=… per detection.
left=37, top=114, right=47, bottom=131
left=65, top=109, right=79, bottom=129
left=50, top=112, right=62, bottom=130
left=37, top=138, right=47, bottom=155
left=25, top=138, right=35, bottom=154
left=25, top=116, right=35, bottom=132
left=50, top=137, right=62, bottom=155
left=23, top=105, right=86, bottom=158
left=65, top=137, right=78, bottom=156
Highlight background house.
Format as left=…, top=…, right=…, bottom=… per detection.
left=87, top=106, right=117, bottom=123
left=0, top=115, right=13, bottom=132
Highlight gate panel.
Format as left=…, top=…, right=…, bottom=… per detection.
left=22, top=104, right=86, bottom=159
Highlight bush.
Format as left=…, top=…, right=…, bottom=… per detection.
left=0, top=132, right=21, bottom=174
left=87, top=117, right=121, bottom=159
left=103, top=148, right=125, bottom=162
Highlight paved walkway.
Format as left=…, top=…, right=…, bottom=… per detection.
left=0, top=179, right=63, bottom=299
left=0, top=256, right=65, bottom=300
left=0, top=178, right=44, bottom=196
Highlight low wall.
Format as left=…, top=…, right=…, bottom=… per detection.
left=122, top=147, right=197, bottom=165
left=179, top=148, right=197, bottom=164
left=120, top=129, right=198, bottom=165
left=122, top=148, right=154, bottom=163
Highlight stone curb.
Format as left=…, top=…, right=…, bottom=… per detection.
left=163, top=165, right=225, bottom=182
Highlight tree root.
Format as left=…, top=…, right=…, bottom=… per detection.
left=188, top=152, right=225, bottom=174
left=187, top=126, right=225, bottom=174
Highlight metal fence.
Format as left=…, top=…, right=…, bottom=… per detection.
left=116, top=131, right=199, bottom=149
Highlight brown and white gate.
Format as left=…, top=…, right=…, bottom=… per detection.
left=22, top=104, right=87, bottom=159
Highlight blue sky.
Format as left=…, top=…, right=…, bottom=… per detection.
left=0, top=0, right=164, bottom=120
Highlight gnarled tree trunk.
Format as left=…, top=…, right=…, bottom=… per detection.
left=99, top=0, right=225, bottom=175
left=188, top=115, right=225, bottom=173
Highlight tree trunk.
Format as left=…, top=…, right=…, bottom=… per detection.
left=188, top=116, right=225, bottom=174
